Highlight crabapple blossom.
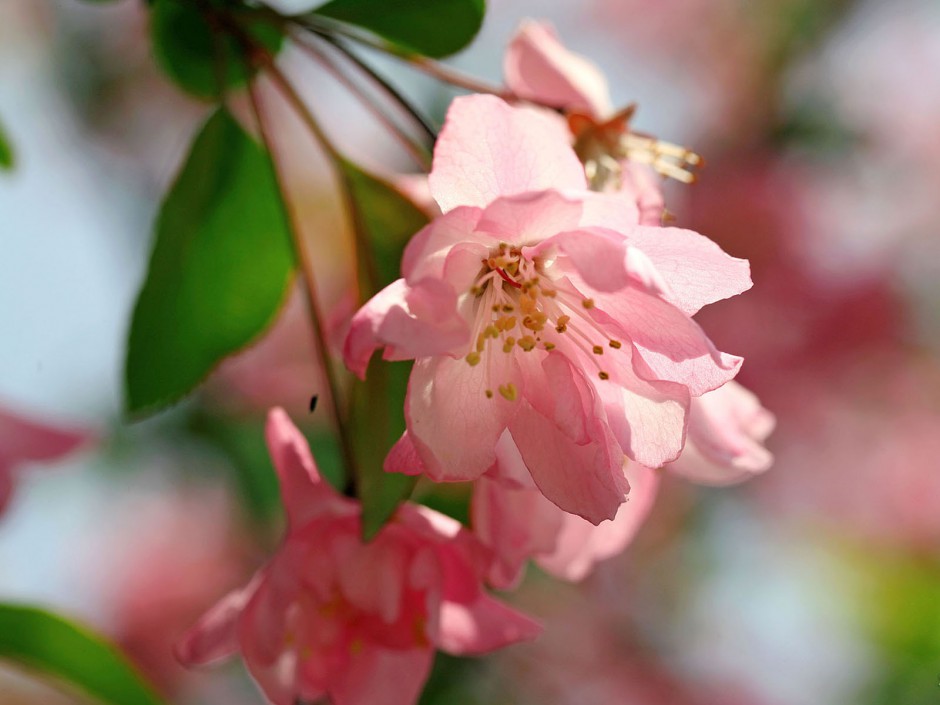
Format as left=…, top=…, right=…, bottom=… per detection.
left=177, top=408, right=539, bottom=705
left=345, top=94, right=750, bottom=524
left=504, top=20, right=699, bottom=214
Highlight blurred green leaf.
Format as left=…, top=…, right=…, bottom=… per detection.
left=0, top=117, right=14, bottom=171
left=0, top=604, right=164, bottom=705
left=335, top=161, right=428, bottom=539
left=150, top=0, right=282, bottom=99
left=125, top=108, right=294, bottom=416
left=312, top=0, right=485, bottom=58
left=338, top=159, right=429, bottom=294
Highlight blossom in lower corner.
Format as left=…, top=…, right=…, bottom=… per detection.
left=345, top=94, right=751, bottom=525
left=176, top=408, right=539, bottom=705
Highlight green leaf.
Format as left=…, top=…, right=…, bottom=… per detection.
left=351, top=358, right=417, bottom=540
left=125, top=108, right=294, bottom=416
left=0, top=117, right=14, bottom=171
left=335, top=161, right=428, bottom=538
left=150, top=0, right=283, bottom=99
left=338, top=159, right=429, bottom=294
left=312, top=0, right=485, bottom=58
left=0, top=603, right=165, bottom=705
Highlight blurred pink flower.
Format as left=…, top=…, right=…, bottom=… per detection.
left=346, top=94, right=749, bottom=524
left=87, top=484, right=253, bottom=695
left=178, top=408, right=539, bottom=705
left=0, top=406, right=89, bottom=513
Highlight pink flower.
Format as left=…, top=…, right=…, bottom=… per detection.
left=345, top=94, right=750, bottom=524
left=177, top=408, right=539, bottom=705
left=668, top=381, right=775, bottom=486
left=0, top=406, right=89, bottom=513
left=504, top=21, right=698, bottom=220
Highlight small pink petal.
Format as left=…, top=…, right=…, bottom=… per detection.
left=437, top=594, right=541, bottom=655
left=476, top=190, right=583, bottom=245
left=401, top=206, right=484, bottom=283
left=330, top=645, right=433, bottom=705
left=503, top=20, right=613, bottom=117
left=175, top=587, right=251, bottom=666
left=343, top=279, right=469, bottom=379
left=537, top=463, right=659, bottom=581
left=383, top=431, right=427, bottom=476
left=429, top=94, right=586, bottom=213
left=509, top=402, right=627, bottom=524
left=625, top=226, right=753, bottom=316
left=584, top=284, right=742, bottom=396
left=669, top=381, right=776, bottom=485
left=265, top=408, right=353, bottom=530
left=405, top=354, right=520, bottom=482
left=525, top=226, right=630, bottom=292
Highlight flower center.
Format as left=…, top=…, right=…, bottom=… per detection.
left=464, top=243, right=624, bottom=399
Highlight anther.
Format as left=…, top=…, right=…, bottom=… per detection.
left=582, top=299, right=595, bottom=309
left=592, top=345, right=604, bottom=355
left=465, top=352, right=481, bottom=366
left=544, top=342, right=556, bottom=351
left=517, top=336, right=536, bottom=352
left=598, top=371, right=610, bottom=380
left=485, top=389, right=494, bottom=399
left=609, top=340, right=622, bottom=349
left=498, top=383, right=518, bottom=401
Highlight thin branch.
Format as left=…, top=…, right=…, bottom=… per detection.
left=291, top=31, right=431, bottom=169
left=297, top=23, right=438, bottom=142
left=244, top=72, right=362, bottom=497
left=296, top=15, right=509, bottom=98
left=251, top=49, right=382, bottom=301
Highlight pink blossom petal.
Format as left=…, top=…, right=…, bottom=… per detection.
left=503, top=20, right=613, bottom=117
left=509, top=402, right=627, bottom=524
left=330, top=645, right=433, bottom=705
left=343, top=279, right=469, bottom=379
left=0, top=408, right=90, bottom=467
left=383, top=431, right=427, bottom=476
left=585, top=284, right=742, bottom=396
left=592, top=350, right=690, bottom=468
left=625, top=226, right=753, bottom=315
left=429, top=94, right=586, bottom=212
left=405, top=354, right=520, bottom=482
left=525, top=226, right=630, bottom=292
left=437, top=594, right=541, bottom=655
left=266, top=408, right=354, bottom=529
left=537, top=463, right=659, bottom=581
left=401, top=206, right=484, bottom=282
left=175, top=587, right=251, bottom=666
left=519, top=352, right=592, bottom=445
left=471, top=477, right=565, bottom=589
left=669, top=381, right=776, bottom=485
left=476, top=190, right=583, bottom=245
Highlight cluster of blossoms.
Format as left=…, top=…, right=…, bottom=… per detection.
left=180, top=22, right=774, bottom=704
